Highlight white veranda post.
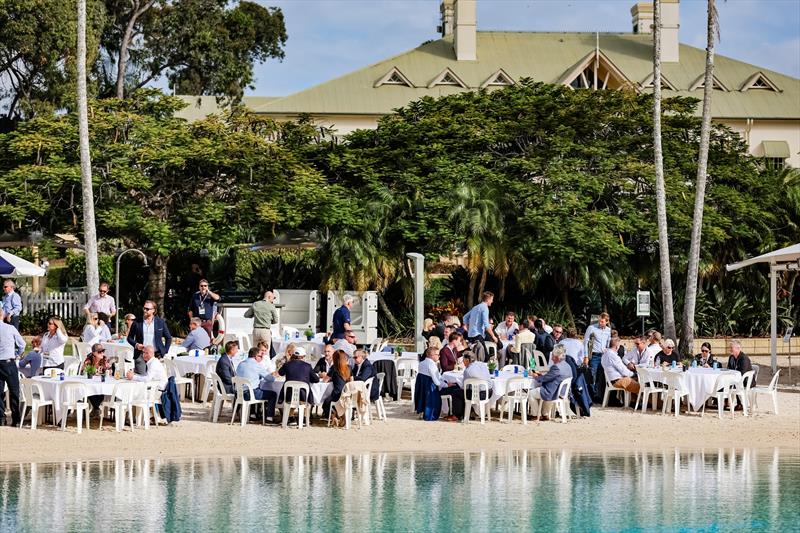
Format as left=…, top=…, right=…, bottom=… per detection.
left=406, top=253, right=425, bottom=353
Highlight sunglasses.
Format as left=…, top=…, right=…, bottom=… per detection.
left=200, top=285, right=208, bottom=288
left=95, top=349, right=105, bottom=353
left=701, top=349, right=709, bottom=353
left=143, top=307, right=154, bottom=311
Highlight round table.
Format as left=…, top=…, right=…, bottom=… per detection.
left=263, top=379, right=332, bottom=407
left=272, top=338, right=324, bottom=358
left=648, top=367, right=741, bottom=411
left=173, top=354, right=246, bottom=377
left=32, top=376, right=146, bottom=423
left=442, top=369, right=533, bottom=409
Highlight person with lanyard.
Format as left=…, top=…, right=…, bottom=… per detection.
left=2, top=280, right=22, bottom=331
left=462, top=291, right=498, bottom=361
left=331, top=294, right=354, bottom=341
left=0, top=309, right=25, bottom=426
left=188, top=279, right=220, bottom=340
left=583, top=312, right=611, bottom=399
left=128, top=300, right=172, bottom=375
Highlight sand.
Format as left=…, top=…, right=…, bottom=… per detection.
left=1, top=392, right=799, bottom=463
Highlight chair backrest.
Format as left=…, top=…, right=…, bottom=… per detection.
left=163, top=358, right=179, bottom=379
left=62, top=356, right=78, bottom=372
left=396, top=358, right=418, bottom=378
left=519, top=343, right=535, bottom=361
left=376, top=372, right=385, bottom=394
left=751, top=364, right=760, bottom=385
left=502, top=365, right=524, bottom=373
left=211, top=372, right=231, bottom=397
left=556, top=377, right=573, bottom=399
left=110, top=381, right=140, bottom=404
left=400, top=352, right=419, bottom=360
left=61, top=382, right=88, bottom=405
left=534, top=350, right=548, bottom=368
left=637, top=367, right=656, bottom=388
left=663, top=371, right=685, bottom=391
left=363, top=376, right=374, bottom=399
left=65, top=361, right=80, bottom=376
left=463, top=378, right=490, bottom=401
left=205, top=360, right=217, bottom=377
left=20, top=378, right=35, bottom=404
left=232, top=376, right=252, bottom=401
left=485, top=342, right=497, bottom=359
left=505, top=376, right=527, bottom=398
left=284, top=380, right=310, bottom=406
left=766, top=369, right=781, bottom=391
left=741, top=370, right=756, bottom=392
left=76, top=341, right=92, bottom=359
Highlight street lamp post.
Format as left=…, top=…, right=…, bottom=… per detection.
left=115, top=248, right=148, bottom=336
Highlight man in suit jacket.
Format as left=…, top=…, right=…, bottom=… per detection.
left=215, top=340, right=239, bottom=395
left=127, top=300, right=172, bottom=375
left=529, top=345, right=570, bottom=420
left=352, top=349, right=379, bottom=402
left=314, top=344, right=335, bottom=375
left=278, top=354, right=320, bottom=404
left=439, top=332, right=462, bottom=372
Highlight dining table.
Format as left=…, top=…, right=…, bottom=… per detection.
left=32, top=375, right=146, bottom=423
left=647, top=366, right=741, bottom=412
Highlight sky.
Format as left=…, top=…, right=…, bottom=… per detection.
left=247, top=0, right=800, bottom=97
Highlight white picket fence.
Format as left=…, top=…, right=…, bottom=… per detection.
left=20, top=289, right=88, bottom=320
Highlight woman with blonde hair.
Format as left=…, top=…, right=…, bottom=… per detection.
left=427, top=335, right=443, bottom=350
left=41, top=316, right=68, bottom=370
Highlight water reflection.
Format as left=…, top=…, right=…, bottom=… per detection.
left=2, top=449, right=798, bottom=532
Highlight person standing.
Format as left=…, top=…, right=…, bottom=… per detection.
left=84, top=281, right=116, bottom=322
left=127, top=300, right=172, bottom=375
left=462, top=291, right=498, bottom=361
left=244, top=291, right=279, bottom=351
left=331, top=294, right=355, bottom=340
left=583, top=312, right=611, bottom=398
left=188, top=279, right=220, bottom=340
left=2, top=280, right=22, bottom=331
left=0, top=309, right=25, bottom=426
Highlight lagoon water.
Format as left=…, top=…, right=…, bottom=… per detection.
left=2, top=449, right=798, bottom=532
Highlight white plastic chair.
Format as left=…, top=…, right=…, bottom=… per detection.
left=634, top=367, right=665, bottom=413
left=662, top=372, right=689, bottom=416
left=534, top=350, right=548, bottom=370
left=138, top=383, right=163, bottom=428
left=361, top=376, right=375, bottom=425
left=749, top=369, right=780, bottom=415
left=61, top=356, right=78, bottom=373
left=372, top=372, right=387, bottom=421
left=19, top=378, right=54, bottom=429
left=541, top=377, right=574, bottom=423
left=501, top=365, right=525, bottom=373
left=602, top=373, right=631, bottom=408
left=396, top=358, right=418, bottom=409
left=65, top=360, right=81, bottom=377
left=710, top=374, right=749, bottom=419
left=501, top=376, right=529, bottom=424
left=230, top=377, right=266, bottom=426
left=463, top=378, right=491, bottom=424
left=485, top=342, right=498, bottom=361
left=209, top=372, right=235, bottom=423
left=99, top=382, right=140, bottom=432
left=164, top=358, right=195, bottom=403
left=282, top=381, right=310, bottom=429
left=200, top=360, right=218, bottom=405
left=60, top=382, right=91, bottom=434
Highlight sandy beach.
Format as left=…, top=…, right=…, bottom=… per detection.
left=1, top=392, right=798, bottom=463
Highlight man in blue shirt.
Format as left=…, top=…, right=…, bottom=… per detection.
left=583, top=312, right=611, bottom=399
left=331, top=294, right=354, bottom=340
left=182, top=318, right=211, bottom=352
left=2, top=280, right=22, bottom=331
left=462, top=291, right=498, bottom=360
left=236, top=347, right=279, bottom=422
left=187, top=279, right=219, bottom=339
left=0, top=309, right=26, bottom=426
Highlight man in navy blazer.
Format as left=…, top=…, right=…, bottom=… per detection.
left=278, top=354, right=320, bottom=404
left=127, top=300, right=172, bottom=375
left=352, top=349, right=379, bottom=402
left=529, top=345, right=570, bottom=420
left=215, top=340, right=239, bottom=395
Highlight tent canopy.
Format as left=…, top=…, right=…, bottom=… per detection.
left=726, top=243, right=800, bottom=271
left=0, top=249, right=46, bottom=277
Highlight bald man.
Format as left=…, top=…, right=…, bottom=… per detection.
left=245, top=290, right=279, bottom=350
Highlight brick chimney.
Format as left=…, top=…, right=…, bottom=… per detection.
left=631, top=1, right=679, bottom=62
left=439, top=0, right=455, bottom=36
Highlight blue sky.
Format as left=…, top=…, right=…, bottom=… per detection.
left=247, top=0, right=800, bottom=96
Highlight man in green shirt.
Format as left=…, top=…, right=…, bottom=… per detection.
left=245, top=291, right=279, bottom=351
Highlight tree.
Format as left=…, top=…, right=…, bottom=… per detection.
left=77, top=0, right=100, bottom=293
left=680, top=0, right=718, bottom=356
left=652, top=0, right=677, bottom=340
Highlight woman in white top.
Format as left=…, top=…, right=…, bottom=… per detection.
left=82, top=313, right=111, bottom=344
left=41, top=316, right=69, bottom=369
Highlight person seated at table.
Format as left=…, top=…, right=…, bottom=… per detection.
left=273, top=342, right=296, bottom=372
left=82, top=313, right=106, bottom=344
left=18, top=336, right=43, bottom=378
left=727, top=340, right=753, bottom=375
left=314, top=344, right=335, bottom=376
left=440, top=332, right=462, bottom=373
left=181, top=318, right=211, bottom=352
left=40, top=316, right=68, bottom=370
left=237, top=347, right=279, bottom=422
left=126, top=345, right=168, bottom=390
left=415, top=348, right=443, bottom=421
left=494, top=312, right=519, bottom=341
left=321, top=350, right=349, bottom=418
left=332, top=331, right=357, bottom=361
left=654, top=339, right=680, bottom=366
left=352, top=349, right=380, bottom=402
left=460, top=352, right=493, bottom=420
left=507, top=319, right=535, bottom=366
left=529, top=345, right=571, bottom=420
left=84, top=343, right=111, bottom=409
left=254, top=341, right=276, bottom=374
left=623, top=335, right=650, bottom=370
left=427, top=335, right=443, bottom=351
left=559, top=327, right=585, bottom=367
left=644, top=330, right=663, bottom=364
left=113, top=313, right=136, bottom=340
left=279, top=350, right=320, bottom=404
left=215, top=340, right=239, bottom=395
left=694, top=342, right=717, bottom=368
left=601, top=338, right=640, bottom=398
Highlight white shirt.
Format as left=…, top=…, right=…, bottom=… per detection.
left=40, top=328, right=68, bottom=365
left=133, top=357, right=168, bottom=390
left=142, top=319, right=155, bottom=347
left=644, top=343, right=661, bottom=365
left=82, top=324, right=102, bottom=344
left=463, top=361, right=493, bottom=390
left=418, top=357, right=442, bottom=387
left=559, top=338, right=585, bottom=365
left=260, top=356, right=277, bottom=374
left=494, top=321, right=519, bottom=340
left=602, top=348, right=633, bottom=382
left=84, top=293, right=117, bottom=316
left=624, top=346, right=650, bottom=367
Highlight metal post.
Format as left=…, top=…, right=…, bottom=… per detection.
left=769, top=264, right=777, bottom=373
left=406, top=253, right=425, bottom=353
left=115, top=248, right=148, bottom=336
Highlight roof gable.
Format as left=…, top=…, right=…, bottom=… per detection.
left=375, top=67, right=414, bottom=88
left=428, top=67, right=468, bottom=88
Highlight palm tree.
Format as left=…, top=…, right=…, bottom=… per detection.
left=652, top=0, right=677, bottom=340
left=77, top=0, right=99, bottom=294
left=681, top=0, right=719, bottom=356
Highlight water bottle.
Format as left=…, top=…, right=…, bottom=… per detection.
left=194, top=349, right=200, bottom=357
left=59, top=372, right=64, bottom=381
left=523, top=369, right=529, bottom=378
left=671, top=360, right=676, bottom=369
left=508, top=333, right=513, bottom=341
left=284, top=331, right=289, bottom=342
left=529, top=356, right=536, bottom=372
left=295, top=331, right=300, bottom=340
left=514, top=366, right=519, bottom=374
left=691, top=360, right=697, bottom=368
left=494, top=369, right=499, bottom=377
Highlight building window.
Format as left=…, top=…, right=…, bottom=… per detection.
left=764, top=157, right=786, bottom=170
left=689, top=74, right=729, bottom=92
left=481, top=69, right=515, bottom=89
left=562, top=51, right=633, bottom=91
left=428, top=68, right=467, bottom=89
left=374, top=67, right=413, bottom=88
left=740, top=72, right=781, bottom=92
left=640, top=73, right=677, bottom=91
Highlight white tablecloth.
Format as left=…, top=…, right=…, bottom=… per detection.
left=173, top=354, right=246, bottom=377
left=272, top=338, right=324, bottom=358
left=32, top=376, right=146, bottom=422
left=101, top=342, right=133, bottom=362
left=368, top=352, right=395, bottom=363
left=648, top=367, right=741, bottom=411
left=263, top=379, right=332, bottom=407
left=441, top=370, right=533, bottom=408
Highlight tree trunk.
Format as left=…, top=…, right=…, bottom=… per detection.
left=147, top=254, right=168, bottom=313
left=115, top=0, right=155, bottom=99
left=680, top=0, right=717, bottom=357
left=477, top=269, right=487, bottom=302
left=499, top=274, right=506, bottom=302
left=466, top=272, right=476, bottom=309
left=77, top=0, right=99, bottom=294
left=377, top=291, right=404, bottom=335
left=653, top=0, right=677, bottom=341
left=561, top=287, right=575, bottom=329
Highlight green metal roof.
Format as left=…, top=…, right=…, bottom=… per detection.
left=254, top=32, right=800, bottom=119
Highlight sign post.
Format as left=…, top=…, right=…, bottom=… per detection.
left=636, top=290, right=650, bottom=335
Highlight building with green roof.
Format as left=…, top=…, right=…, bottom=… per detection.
left=177, top=0, right=799, bottom=167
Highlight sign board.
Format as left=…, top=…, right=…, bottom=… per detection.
left=784, top=326, right=794, bottom=343
left=636, top=291, right=650, bottom=317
